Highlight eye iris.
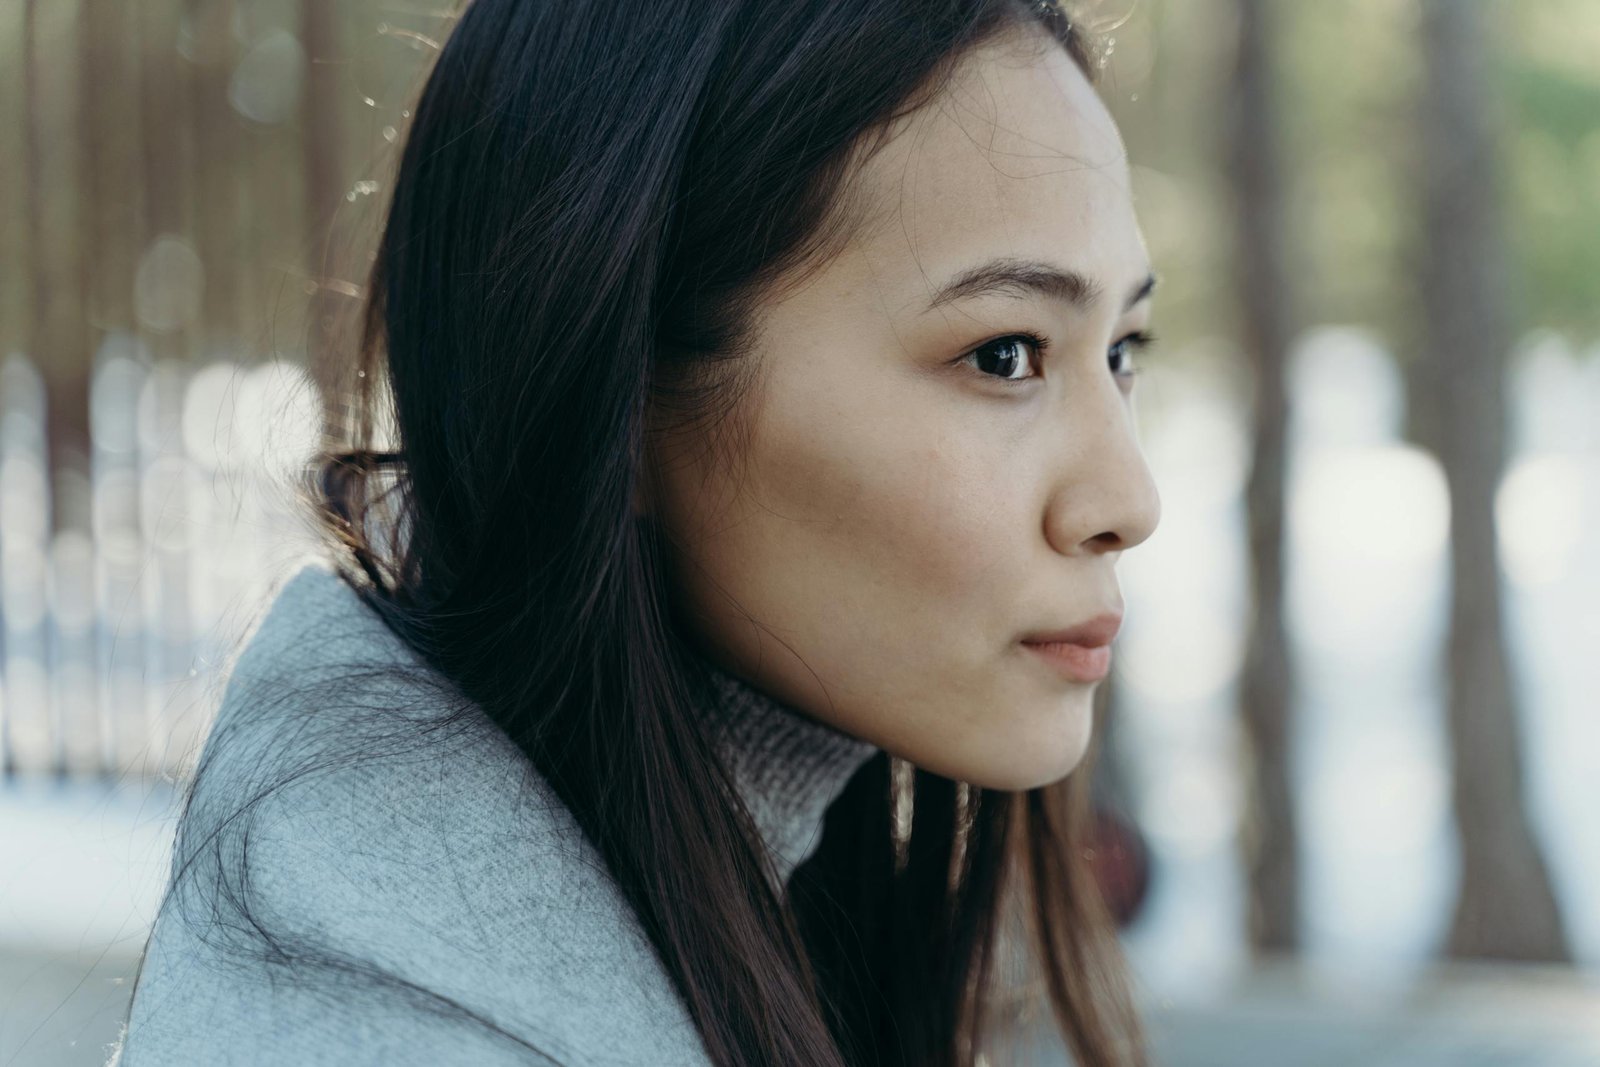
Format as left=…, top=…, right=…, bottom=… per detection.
left=974, top=338, right=1028, bottom=379
left=1112, top=337, right=1141, bottom=376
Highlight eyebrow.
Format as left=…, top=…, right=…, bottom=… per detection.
left=922, top=257, right=1157, bottom=315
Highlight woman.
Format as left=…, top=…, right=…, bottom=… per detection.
left=115, top=0, right=1161, bottom=1063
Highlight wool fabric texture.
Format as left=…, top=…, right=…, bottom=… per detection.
left=111, top=556, right=880, bottom=1065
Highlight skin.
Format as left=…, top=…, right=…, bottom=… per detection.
left=645, top=24, right=1161, bottom=791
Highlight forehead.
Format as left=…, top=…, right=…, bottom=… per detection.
left=836, top=28, right=1145, bottom=313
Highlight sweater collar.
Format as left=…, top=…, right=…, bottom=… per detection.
left=298, top=554, right=879, bottom=893
left=689, top=655, right=880, bottom=891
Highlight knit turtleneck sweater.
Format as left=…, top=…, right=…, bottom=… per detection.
left=694, top=656, right=880, bottom=888
left=111, top=555, right=880, bottom=1066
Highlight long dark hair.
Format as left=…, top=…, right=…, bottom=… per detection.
left=297, top=1, right=1142, bottom=1064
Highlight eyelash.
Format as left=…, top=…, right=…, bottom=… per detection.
left=959, top=329, right=1156, bottom=387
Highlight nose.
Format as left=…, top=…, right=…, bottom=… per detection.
left=1042, top=387, right=1162, bottom=558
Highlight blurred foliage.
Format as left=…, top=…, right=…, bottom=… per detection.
left=0, top=0, right=1595, bottom=378
left=1503, top=60, right=1600, bottom=339
left=1102, top=0, right=1600, bottom=361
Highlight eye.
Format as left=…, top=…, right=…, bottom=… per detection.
left=958, top=328, right=1158, bottom=389
left=1110, top=330, right=1156, bottom=386
left=959, top=331, right=1050, bottom=384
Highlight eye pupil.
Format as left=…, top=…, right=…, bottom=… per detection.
left=974, top=338, right=1029, bottom=380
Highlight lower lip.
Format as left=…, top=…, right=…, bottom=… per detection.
left=1022, top=641, right=1112, bottom=683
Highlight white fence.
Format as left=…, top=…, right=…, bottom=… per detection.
left=0, top=339, right=325, bottom=779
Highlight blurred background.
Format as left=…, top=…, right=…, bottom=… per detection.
left=1, top=1, right=1597, bottom=1064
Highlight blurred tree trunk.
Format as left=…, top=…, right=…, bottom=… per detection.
left=1224, top=0, right=1299, bottom=955
left=24, top=0, right=92, bottom=534
left=1415, top=0, right=1570, bottom=963
left=139, top=2, right=195, bottom=352
left=136, top=0, right=198, bottom=782
left=191, top=0, right=241, bottom=357
left=1090, top=674, right=1152, bottom=929
left=1091, top=672, right=1131, bottom=824
left=1, top=3, right=23, bottom=776
left=80, top=0, right=136, bottom=337
left=302, top=0, right=347, bottom=438
left=2, top=11, right=28, bottom=358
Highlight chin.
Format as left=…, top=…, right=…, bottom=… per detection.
left=969, top=752, right=1089, bottom=792
left=916, top=716, right=1094, bottom=792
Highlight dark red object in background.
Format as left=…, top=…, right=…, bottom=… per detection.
left=1087, top=804, right=1151, bottom=929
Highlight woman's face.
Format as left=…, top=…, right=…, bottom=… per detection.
left=650, top=27, right=1161, bottom=790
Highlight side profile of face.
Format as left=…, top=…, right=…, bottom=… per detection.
left=649, top=24, right=1162, bottom=791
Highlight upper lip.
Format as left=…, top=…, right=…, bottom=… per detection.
left=1021, top=612, right=1123, bottom=648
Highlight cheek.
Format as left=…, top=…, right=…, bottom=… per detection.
left=673, top=385, right=1090, bottom=790
left=750, top=397, right=1027, bottom=648
left=750, top=418, right=1091, bottom=788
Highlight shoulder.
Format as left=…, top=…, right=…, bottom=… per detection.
left=116, top=558, right=711, bottom=1066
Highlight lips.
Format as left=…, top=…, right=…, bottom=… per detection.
left=1020, top=612, right=1122, bottom=649
left=1020, top=611, right=1122, bottom=684
left=1023, top=639, right=1112, bottom=683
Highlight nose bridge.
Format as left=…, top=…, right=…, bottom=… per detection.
left=1043, top=383, right=1161, bottom=555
